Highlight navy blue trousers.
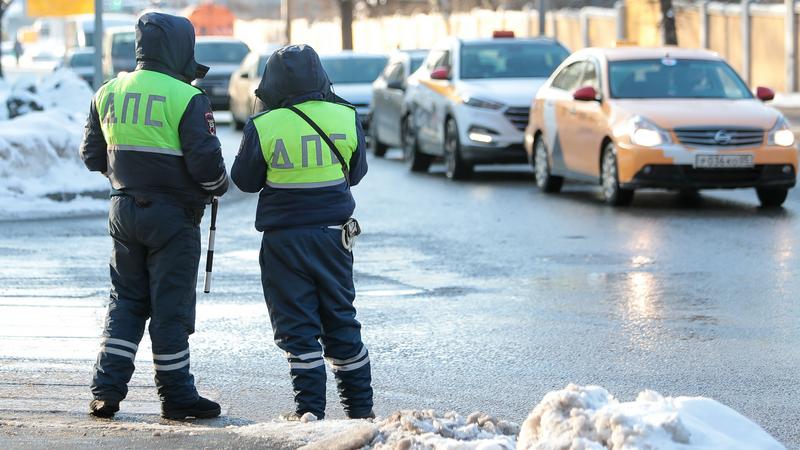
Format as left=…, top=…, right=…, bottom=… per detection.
left=91, top=195, right=202, bottom=406
left=260, top=227, right=373, bottom=419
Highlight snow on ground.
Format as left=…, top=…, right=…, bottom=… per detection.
left=0, top=69, right=108, bottom=221
left=229, top=385, right=784, bottom=450
left=0, top=385, right=785, bottom=449
left=369, top=410, right=518, bottom=450
left=517, top=384, right=786, bottom=450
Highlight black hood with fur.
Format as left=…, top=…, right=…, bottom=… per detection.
left=135, top=12, right=208, bottom=82
left=256, top=44, right=334, bottom=110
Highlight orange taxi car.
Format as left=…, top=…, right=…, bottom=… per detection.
left=524, top=47, right=798, bottom=207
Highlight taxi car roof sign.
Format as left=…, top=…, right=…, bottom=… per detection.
left=493, top=31, right=515, bottom=38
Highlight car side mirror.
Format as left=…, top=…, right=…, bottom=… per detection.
left=573, top=86, right=599, bottom=102
left=430, top=67, right=450, bottom=80
left=756, top=86, right=774, bottom=101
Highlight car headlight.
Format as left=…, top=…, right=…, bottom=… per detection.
left=768, top=116, right=795, bottom=147
left=461, top=95, right=505, bottom=110
left=626, top=116, right=671, bottom=147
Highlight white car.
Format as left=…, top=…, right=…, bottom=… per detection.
left=403, top=33, right=569, bottom=179
left=320, top=51, right=388, bottom=130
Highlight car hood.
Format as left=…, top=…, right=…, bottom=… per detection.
left=611, top=99, right=782, bottom=130
left=456, top=78, right=547, bottom=107
left=203, top=63, right=240, bottom=77
left=331, top=83, right=373, bottom=106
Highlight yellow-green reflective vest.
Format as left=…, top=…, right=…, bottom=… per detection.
left=252, top=101, right=358, bottom=189
left=96, top=70, right=201, bottom=156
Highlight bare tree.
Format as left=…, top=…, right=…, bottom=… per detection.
left=340, top=0, right=354, bottom=49
left=659, top=0, right=678, bottom=45
left=0, top=0, right=14, bottom=78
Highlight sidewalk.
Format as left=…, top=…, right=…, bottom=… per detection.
left=0, top=412, right=374, bottom=450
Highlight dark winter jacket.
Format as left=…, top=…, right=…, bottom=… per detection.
left=231, top=45, right=367, bottom=231
left=80, top=12, right=227, bottom=208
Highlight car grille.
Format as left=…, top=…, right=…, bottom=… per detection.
left=673, top=127, right=764, bottom=147
left=683, top=167, right=762, bottom=183
left=197, top=75, right=230, bottom=89
left=504, top=107, right=529, bottom=131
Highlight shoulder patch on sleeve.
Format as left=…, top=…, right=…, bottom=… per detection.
left=205, top=112, right=216, bottom=135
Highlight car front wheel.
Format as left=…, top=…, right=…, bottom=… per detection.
left=756, top=187, right=788, bottom=208
left=534, top=137, right=563, bottom=193
left=444, top=118, right=472, bottom=180
left=232, top=115, right=245, bottom=131
left=403, top=114, right=432, bottom=172
left=370, top=123, right=388, bottom=157
left=601, top=143, right=634, bottom=206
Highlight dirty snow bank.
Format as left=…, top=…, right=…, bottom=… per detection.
left=517, top=384, right=785, bottom=450
left=370, top=410, right=519, bottom=449
left=0, top=69, right=108, bottom=220
left=231, top=385, right=784, bottom=450
left=234, top=410, right=518, bottom=450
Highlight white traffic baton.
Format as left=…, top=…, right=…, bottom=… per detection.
left=203, top=197, right=219, bottom=294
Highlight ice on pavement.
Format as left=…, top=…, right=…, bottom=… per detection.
left=229, top=385, right=784, bottom=449
left=517, top=384, right=786, bottom=450
left=0, top=69, right=108, bottom=220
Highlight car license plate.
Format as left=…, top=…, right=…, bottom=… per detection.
left=694, top=154, right=754, bottom=169
left=212, top=87, right=228, bottom=96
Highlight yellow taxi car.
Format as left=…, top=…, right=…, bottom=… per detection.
left=525, top=47, right=798, bottom=207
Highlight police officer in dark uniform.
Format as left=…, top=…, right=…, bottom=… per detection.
left=80, top=13, right=228, bottom=420
left=231, top=45, right=373, bottom=420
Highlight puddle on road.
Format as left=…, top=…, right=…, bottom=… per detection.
left=527, top=269, right=719, bottom=351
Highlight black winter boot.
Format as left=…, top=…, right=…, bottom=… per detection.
left=161, top=396, right=221, bottom=420
left=348, top=410, right=376, bottom=420
left=89, top=399, right=120, bottom=418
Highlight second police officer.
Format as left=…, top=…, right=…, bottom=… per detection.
left=231, top=45, right=374, bottom=420
left=80, top=13, right=228, bottom=420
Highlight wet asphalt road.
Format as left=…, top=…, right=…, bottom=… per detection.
left=1, top=124, right=799, bottom=448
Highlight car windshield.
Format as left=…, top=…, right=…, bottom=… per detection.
left=258, top=56, right=269, bottom=76
left=195, top=42, right=250, bottom=65
left=460, top=42, right=569, bottom=79
left=111, top=32, right=135, bottom=58
left=410, top=56, right=425, bottom=73
left=321, top=56, right=388, bottom=84
left=69, top=52, right=94, bottom=67
left=609, top=59, right=753, bottom=99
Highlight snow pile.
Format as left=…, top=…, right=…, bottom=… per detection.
left=517, top=384, right=786, bottom=450
left=369, top=410, right=519, bottom=449
left=230, top=386, right=785, bottom=449
left=0, top=69, right=108, bottom=220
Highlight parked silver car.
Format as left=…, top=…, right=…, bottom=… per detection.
left=228, top=45, right=282, bottom=129
left=230, top=49, right=387, bottom=131
left=191, top=36, right=250, bottom=110
left=320, top=52, right=388, bottom=130
left=370, top=49, right=428, bottom=157
left=61, top=47, right=95, bottom=86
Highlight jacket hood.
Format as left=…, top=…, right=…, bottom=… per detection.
left=256, top=44, right=333, bottom=110
left=135, top=12, right=208, bottom=82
